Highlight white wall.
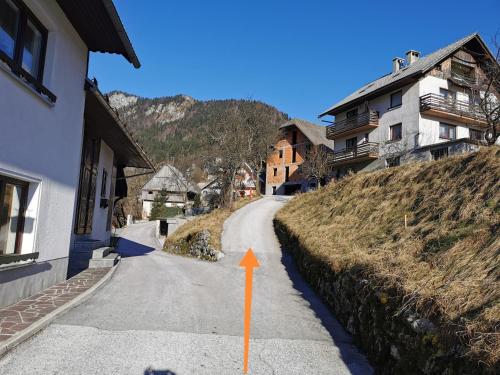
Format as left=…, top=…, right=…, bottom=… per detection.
left=333, top=82, right=420, bottom=155
left=0, top=0, right=88, bottom=264
left=90, top=140, right=114, bottom=242
left=418, top=75, right=476, bottom=147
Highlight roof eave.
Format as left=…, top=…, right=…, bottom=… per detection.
left=101, top=0, right=141, bottom=68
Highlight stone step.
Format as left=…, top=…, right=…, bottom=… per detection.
left=89, top=253, right=120, bottom=268
left=91, top=247, right=113, bottom=259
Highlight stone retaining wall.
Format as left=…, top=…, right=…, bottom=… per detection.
left=274, top=219, right=494, bottom=375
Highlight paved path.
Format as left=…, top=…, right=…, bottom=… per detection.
left=0, top=196, right=372, bottom=374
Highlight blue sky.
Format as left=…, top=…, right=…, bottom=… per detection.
left=89, top=0, right=500, bottom=124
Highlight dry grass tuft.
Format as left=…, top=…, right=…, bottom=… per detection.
left=164, top=197, right=257, bottom=253
left=276, top=147, right=500, bottom=366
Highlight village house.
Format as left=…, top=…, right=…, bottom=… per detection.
left=319, top=33, right=499, bottom=177
left=234, top=162, right=257, bottom=198
left=140, top=165, right=198, bottom=219
left=0, top=0, right=152, bottom=307
left=265, top=119, right=334, bottom=195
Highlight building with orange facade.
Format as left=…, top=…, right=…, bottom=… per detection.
left=265, top=119, right=334, bottom=195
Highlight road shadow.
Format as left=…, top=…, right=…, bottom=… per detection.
left=116, top=238, right=156, bottom=258
left=144, top=368, right=176, bottom=375
left=280, top=245, right=373, bottom=375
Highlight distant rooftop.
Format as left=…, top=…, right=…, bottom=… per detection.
left=280, top=119, right=334, bottom=149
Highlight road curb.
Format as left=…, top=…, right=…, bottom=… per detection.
left=0, top=258, right=120, bottom=358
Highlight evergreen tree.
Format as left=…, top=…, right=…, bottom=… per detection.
left=149, top=189, right=169, bottom=220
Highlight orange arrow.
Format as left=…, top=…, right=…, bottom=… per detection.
left=239, top=248, right=260, bottom=374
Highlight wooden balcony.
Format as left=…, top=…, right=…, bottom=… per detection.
left=326, top=111, right=379, bottom=139
left=330, top=142, right=379, bottom=166
left=419, top=93, right=487, bottom=127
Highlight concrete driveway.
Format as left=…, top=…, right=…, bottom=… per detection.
left=0, top=196, right=372, bottom=374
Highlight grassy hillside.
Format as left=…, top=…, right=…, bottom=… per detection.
left=276, top=148, right=499, bottom=367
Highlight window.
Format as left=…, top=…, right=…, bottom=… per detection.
left=285, top=166, right=290, bottom=182
left=292, top=147, right=297, bottom=163
left=439, top=88, right=455, bottom=101
left=100, top=169, right=108, bottom=199
left=431, top=148, right=448, bottom=161
left=390, top=91, right=402, bottom=108
left=346, top=108, right=358, bottom=119
left=386, top=157, right=400, bottom=168
left=346, top=137, right=357, bottom=150
left=439, top=123, right=456, bottom=140
left=279, top=150, right=283, bottom=159
left=470, top=129, right=484, bottom=141
left=272, top=186, right=276, bottom=195
left=291, top=130, right=297, bottom=145
left=0, top=175, right=28, bottom=256
left=273, top=168, right=277, bottom=177
left=0, top=0, right=53, bottom=101
left=451, top=61, right=476, bottom=84
left=389, top=123, right=402, bottom=141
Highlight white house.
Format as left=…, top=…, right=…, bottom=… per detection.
left=319, top=33, right=499, bottom=177
left=140, top=165, right=198, bottom=219
left=0, top=0, right=153, bottom=307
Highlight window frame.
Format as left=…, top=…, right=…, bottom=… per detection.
left=389, top=123, right=402, bottom=141
left=439, top=123, right=456, bottom=140
left=273, top=168, right=277, bottom=177
left=346, top=108, right=358, bottom=119
left=0, top=174, right=29, bottom=257
left=469, top=128, right=484, bottom=141
left=278, top=150, right=283, bottom=159
left=345, top=136, right=357, bottom=150
left=292, top=147, right=297, bottom=163
left=386, top=156, right=401, bottom=168
left=431, top=147, right=449, bottom=161
left=0, top=0, right=55, bottom=102
left=389, top=90, right=403, bottom=109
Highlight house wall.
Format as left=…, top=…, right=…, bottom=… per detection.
left=90, top=140, right=114, bottom=243
left=0, top=1, right=88, bottom=307
left=417, top=75, right=486, bottom=148
left=332, top=82, right=420, bottom=171
left=265, top=126, right=311, bottom=195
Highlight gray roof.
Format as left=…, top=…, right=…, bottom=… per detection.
left=280, top=119, right=334, bottom=149
left=142, top=165, right=189, bottom=193
left=319, top=33, right=489, bottom=117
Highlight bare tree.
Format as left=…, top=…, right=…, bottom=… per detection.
left=301, top=145, right=332, bottom=188
left=204, top=101, right=282, bottom=207
left=240, top=104, right=281, bottom=194
left=380, top=136, right=411, bottom=164
left=462, top=34, right=500, bottom=145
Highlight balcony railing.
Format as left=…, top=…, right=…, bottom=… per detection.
left=330, top=142, right=379, bottom=165
left=326, top=111, right=379, bottom=139
left=419, top=93, right=486, bottom=125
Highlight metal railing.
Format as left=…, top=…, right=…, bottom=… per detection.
left=419, top=93, right=485, bottom=121
left=330, top=142, right=379, bottom=163
left=326, top=111, right=379, bottom=139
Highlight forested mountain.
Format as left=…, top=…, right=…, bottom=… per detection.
left=107, top=91, right=289, bottom=169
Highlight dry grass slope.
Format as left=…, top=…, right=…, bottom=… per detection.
left=164, top=197, right=257, bottom=254
left=276, top=147, right=500, bottom=366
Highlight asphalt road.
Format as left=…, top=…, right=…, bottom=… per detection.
left=0, top=196, right=372, bottom=374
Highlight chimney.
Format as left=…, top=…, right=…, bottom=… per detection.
left=406, top=50, right=420, bottom=65
left=392, top=57, right=405, bottom=73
